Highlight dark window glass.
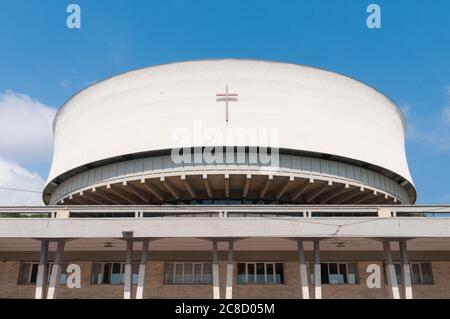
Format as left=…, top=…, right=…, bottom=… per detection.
left=194, top=264, right=202, bottom=283
left=412, top=264, right=421, bottom=284
left=275, top=263, right=284, bottom=284
left=203, top=263, right=212, bottom=283
left=184, top=263, right=193, bottom=283
left=347, top=263, right=357, bottom=284
left=256, top=263, right=265, bottom=284
left=30, top=264, right=39, bottom=284
left=420, top=263, right=433, bottom=284
left=338, top=263, right=347, bottom=284
left=266, top=263, right=274, bottom=283
left=237, top=263, right=246, bottom=284
left=247, top=264, right=255, bottom=283
left=103, top=263, right=111, bottom=284
left=320, top=263, right=329, bottom=284
left=164, top=262, right=174, bottom=283
left=19, top=263, right=31, bottom=284
left=328, top=263, right=339, bottom=284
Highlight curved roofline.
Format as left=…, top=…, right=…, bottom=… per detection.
left=43, top=146, right=417, bottom=205
left=52, top=58, right=407, bottom=134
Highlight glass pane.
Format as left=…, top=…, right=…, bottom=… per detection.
left=184, top=263, right=193, bottom=283
left=320, top=263, right=329, bottom=284
left=237, top=263, right=246, bottom=284
left=421, top=263, right=433, bottom=284
left=411, top=264, right=421, bottom=284
left=247, top=264, right=255, bottom=283
left=19, top=263, right=31, bottom=284
left=194, top=264, right=202, bottom=283
left=111, top=263, right=122, bottom=285
left=328, top=263, right=339, bottom=284
left=275, top=263, right=284, bottom=284
left=266, top=264, right=274, bottom=283
left=203, top=263, right=212, bottom=283
left=164, top=263, right=174, bottom=284
left=59, top=264, right=67, bottom=285
left=256, top=263, right=265, bottom=284
left=132, top=263, right=139, bottom=284
left=175, top=264, right=183, bottom=283
left=102, top=263, right=110, bottom=284
left=92, top=263, right=103, bottom=284
left=347, top=263, right=357, bottom=284
left=338, top=264, right=347, bottom=284
left=30, top=264, right=39, bottom=284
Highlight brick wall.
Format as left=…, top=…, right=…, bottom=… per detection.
left=1, top=258, right=450, bottom=299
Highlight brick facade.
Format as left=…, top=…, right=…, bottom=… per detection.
left=1, top=252, right=450, bottom=299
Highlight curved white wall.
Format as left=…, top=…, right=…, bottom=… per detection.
left=47, top=59, right=413, bottom=195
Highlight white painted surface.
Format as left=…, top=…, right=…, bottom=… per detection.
left=46, top=60, right=413, bottom=196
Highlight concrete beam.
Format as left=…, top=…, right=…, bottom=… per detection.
left=203, top=175, right=213, bottom=199
left=2, top=217, right=450, bottom=238
left=275, top=176, right=294, bottom=200
left=181, top=175, right=196, bottom=199
left=291, top=178, right=314, bottom=201
left=242, top=174, right=251, bottom=199
left=259, top=175, right=273, bottom=198
left=140, top=179, right=165, bottom=202
left=160, top=177, right=180, bottom=200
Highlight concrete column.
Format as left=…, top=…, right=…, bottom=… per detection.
left=225, top=241, right=234, bottom=299
left=313, top=240, right=321, bottom=299
left=399, top=240, right=413, bottom=299
left=383, top=240, right=400, bottom=299
left=136, top=239, right=149, bottom=299
left=35, top=240, right=49, bottom=299
left=47, top=240, right=65, bottom=299
left=297, top=240, right=310, bottom=299
left=124, top=239, right=133, bottom=299
left=212, top=240, right=220, bottom=299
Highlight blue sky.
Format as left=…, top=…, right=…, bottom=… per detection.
left=0, top=0, right=449, bottom=204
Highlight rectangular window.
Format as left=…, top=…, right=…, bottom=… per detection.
left=91, top=262, right=139, bottom=285
left=387, top=262, right=433, bottom=285
left=18, top=262, right=68, bottom=285
left=311, top=262, right=358, bottom=285
left=236, top=262, right=284, bottom=284
left=164, top=262, right=212, bottom=284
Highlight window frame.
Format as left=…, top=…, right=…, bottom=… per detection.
left=310, top=262, right=359, bottom=285
left=91, top=262, right=139, bottom=285
left=385, top=262, right=434, bottom=285
left=18, top=262, right=68, bottom=285
left=236, top=262, right=285, bottom=285
left=164, top=262, right=213, bottom=285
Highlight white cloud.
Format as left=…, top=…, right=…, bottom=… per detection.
left=406, top=86, right=450, bottom=150
left=0, top=157, right=45, bottom=205
left=0, top=90, right=57, bottom=163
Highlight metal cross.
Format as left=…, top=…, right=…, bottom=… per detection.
left=216, top=85, right=238, bottom=123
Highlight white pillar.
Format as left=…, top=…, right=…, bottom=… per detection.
left=212, top=240, right=220, bottom=299
left=136, top=240, right=149, bottom=299
left=47, top=240, right=65, bottom=299
left=297, top=240, right=310, bottom=299
left=225, top=241, right=233, bottom=299
left=35, top=240, right=49, bottom=299
left=399, top=240, right=413, bottom=299
left=383, top=240, right=400, bottom=299
left=313, top=240, right=321, bottom=299
left=124, top=239, right=133, bottom=299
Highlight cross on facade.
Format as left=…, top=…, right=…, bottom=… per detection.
left=216, top=85, right=238, bottom=123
